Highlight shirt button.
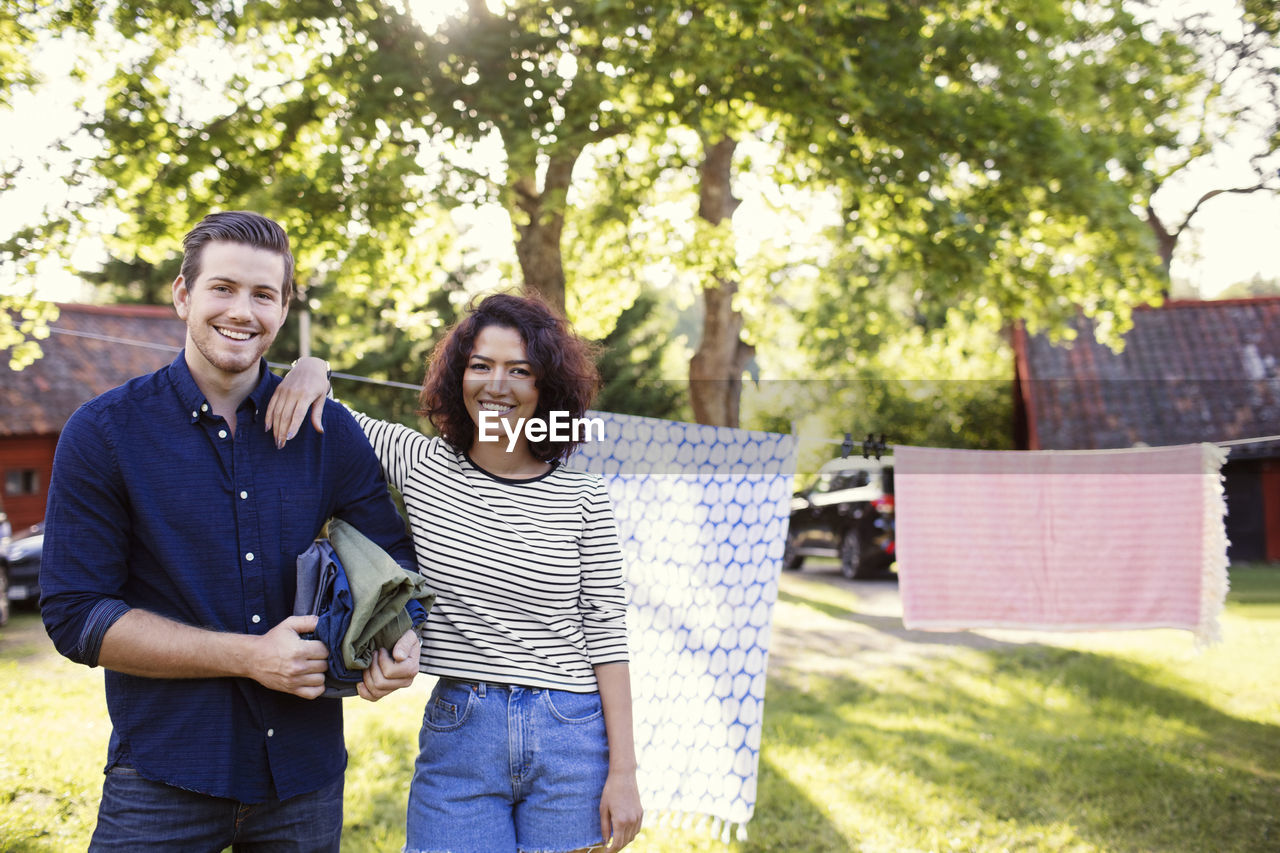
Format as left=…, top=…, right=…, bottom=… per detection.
left=240, top=491, right=248, bottom=500
left=245, top=552, right=255, bottom=561
left=267, top=728, right=274, bottom=737
left=190, top=411, right=198, bottom=419
left=218, top=429, right=228, bottom=439
left=201, top=403, right=209, bottom=412
left=252, top=614, right=261, bottom=624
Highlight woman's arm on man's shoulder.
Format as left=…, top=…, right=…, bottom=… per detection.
left=265, top=355, right=332, bottom=447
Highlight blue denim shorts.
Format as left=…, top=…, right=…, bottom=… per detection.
left=404, top=679, right=609, bottom=853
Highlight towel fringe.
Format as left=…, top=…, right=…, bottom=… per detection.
left=644, top=808, right=750, bottom=846
left=1197, top=442, right=1231, bottom=649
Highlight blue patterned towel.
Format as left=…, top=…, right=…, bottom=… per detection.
left=572, top=411, right=797, bottom=840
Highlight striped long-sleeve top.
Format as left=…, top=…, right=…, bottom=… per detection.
left=352, top=410, right=630, bottom=691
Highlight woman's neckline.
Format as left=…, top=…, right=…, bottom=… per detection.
left=463, top=450, right=558, bottom=484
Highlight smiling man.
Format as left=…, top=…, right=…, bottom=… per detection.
left=40, top=211, right=424, bottom=852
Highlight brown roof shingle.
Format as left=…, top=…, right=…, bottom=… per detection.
left=0, top=303, right=187, bottom=437
left=1014, top=297, right=1280, bottom=457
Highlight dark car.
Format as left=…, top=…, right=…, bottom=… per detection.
left=6, top=521, right=44, bottom=612
left=784, top=456, right=895, bottom=579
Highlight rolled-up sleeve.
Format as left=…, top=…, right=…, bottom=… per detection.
left=40, top=405, right=134, bottom=666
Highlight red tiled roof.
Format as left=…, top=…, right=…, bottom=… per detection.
left=1014, top=297, right=1280, bottom=456
left=0, top=303, right=187, bottom=437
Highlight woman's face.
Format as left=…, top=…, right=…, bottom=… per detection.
left=463, top=324, right=540, bottom=449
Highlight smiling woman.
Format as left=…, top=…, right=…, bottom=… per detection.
left=267, top=292, right=644, bottom=852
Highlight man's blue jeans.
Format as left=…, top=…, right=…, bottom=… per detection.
left=88, top=766, right=343, bottom=852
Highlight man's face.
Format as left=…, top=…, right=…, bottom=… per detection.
left=172, top=241, right=289, bottom=380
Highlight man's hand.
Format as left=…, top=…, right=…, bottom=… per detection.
left=357, top=627, right=421, bottom=702
left=251, top=615, right=331, bottom=699
left=264, top=356, right=330, bottom=449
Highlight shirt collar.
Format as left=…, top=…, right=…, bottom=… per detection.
left=168, top=352, right=280, bottom=424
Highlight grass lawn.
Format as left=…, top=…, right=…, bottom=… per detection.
left=2, top=564, right=1277, bottom=852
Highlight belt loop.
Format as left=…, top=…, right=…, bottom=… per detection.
left=475, top=682, right=486, bottom=697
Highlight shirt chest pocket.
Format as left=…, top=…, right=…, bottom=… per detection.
left=270, top=488, right=327, bottom=560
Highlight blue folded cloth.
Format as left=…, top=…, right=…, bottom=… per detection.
left=294, top=520, right=435, bottom=697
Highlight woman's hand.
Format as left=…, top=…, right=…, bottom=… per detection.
left=598, top=768, right=643, bottom=851
left=357, top=628, right=421, bottom=702
left=265, top=356, right=330, bottom=448
left=594, top=662, right=642, bottom=850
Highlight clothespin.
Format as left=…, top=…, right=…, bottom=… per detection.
left=840, top=433, right=854, bottom=458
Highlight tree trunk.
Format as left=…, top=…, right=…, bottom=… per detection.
left=512, top=152, right=578, bottom=316
left=689, top=135, right=754, bottom=427
left=1145, top=203, right=1178, bottom=274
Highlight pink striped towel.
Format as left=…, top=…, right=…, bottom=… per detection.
left=894, top=444, right=1229, bottom=646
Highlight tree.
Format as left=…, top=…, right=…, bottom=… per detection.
left=584, top=0, right=1205, bottom=426
left=1141, top=1, right=1280, bottom=275
left=0, top=1, right=89, bottom=368
left=0, top=1, right=663, bottom=370
left=593, top=288, right=688, bottom=420
left=1215, top=273, right=1280, bottom=299
left=2, top=0, right=1269, bottom=438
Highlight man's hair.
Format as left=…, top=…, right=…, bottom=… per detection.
left=419, top=291, right=601, bottom=463
left=179, top=211, right=296, bottom=302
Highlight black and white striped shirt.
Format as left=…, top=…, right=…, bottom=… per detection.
left=353, top=411, right=630, bottom=692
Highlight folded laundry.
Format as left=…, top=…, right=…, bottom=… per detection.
left=294, top=518, right=435, bottom=697
left=894, top=443, right=1229, bottom=646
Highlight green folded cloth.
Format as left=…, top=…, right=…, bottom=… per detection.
left=327, top=517, right=435, bottom=673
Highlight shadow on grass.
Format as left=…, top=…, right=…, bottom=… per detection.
left=738, top=752, right=850, bottom=853
left=776, top=585, right=1027, bottom=653
left=763, top=646, right=1280, bottom=852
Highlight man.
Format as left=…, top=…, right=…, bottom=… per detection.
left=41, top=211, right=422, bottom=851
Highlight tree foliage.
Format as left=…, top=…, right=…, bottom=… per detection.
left=3, top=0, right=1275, bottom=451
left=0, top=1, right=91, bottom=368
left=1141, top=0, right=1280, bottom=272
left=593, top=287, right=688, bottom=421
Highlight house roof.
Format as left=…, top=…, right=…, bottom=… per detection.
left=0, top=302, right=187, bottom=437
left=1013, top=297, right=1280, bottom=458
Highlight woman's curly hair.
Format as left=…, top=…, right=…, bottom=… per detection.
left=418, top=291, right=602, bottom=463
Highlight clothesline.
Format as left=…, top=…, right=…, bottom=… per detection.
left=811, top=432, right=1280, bottom=453
left=47, top=328, right=425, bottom=390
left=44, top=326, right=1280, bottom=451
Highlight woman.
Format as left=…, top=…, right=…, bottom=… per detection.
left=267, top=293, right=642, bottom=853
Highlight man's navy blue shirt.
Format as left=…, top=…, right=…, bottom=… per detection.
left=41, top=354, right=418, bottom=803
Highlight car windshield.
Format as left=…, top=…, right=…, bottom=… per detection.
left=809, top=468, right=871, bottom=494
